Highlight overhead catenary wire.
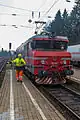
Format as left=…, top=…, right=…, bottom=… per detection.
left=0, top=0, right=71, bottom=31
left=37, top=0, right=48, bottom=12
left=0, top=3, right=45, bottom=13
left=35, top=0, right=60, bottom=33
left=41, top=0, right=60, bottom=18
left=0, top=24, right=34, bottom=28
left=36, top=0, right=55, bottom=18
left=0, top=13, right=30, bottom=16
left=0, top=0, right=60, bottom=18
left=40, top=0, right=70, bottom=18
left=0, top=3, right=46, bottom=20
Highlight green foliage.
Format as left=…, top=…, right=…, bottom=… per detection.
left=45, top=0, right=80, bottom=45
left=51, top=10, right=63, bottom=35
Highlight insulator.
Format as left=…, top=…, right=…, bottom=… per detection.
left=39, top=12, right=40, bottom=18
left=35, top=31, right=37, bottom=34
left=32, top=11, right=34, bottom=18
left=28, top=19, right=32, bottom=23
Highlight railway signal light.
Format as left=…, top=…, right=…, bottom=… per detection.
left=9, top=43, right=12, bottom=50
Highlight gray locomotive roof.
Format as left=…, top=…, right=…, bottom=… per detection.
left=16, top=34, right=68, bottom=50
left=28, top=34, right=68, bottom=40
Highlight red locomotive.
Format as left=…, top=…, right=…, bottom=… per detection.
left=16, top=32, right=74, bottom=84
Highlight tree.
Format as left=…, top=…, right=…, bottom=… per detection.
left=61, top=9, right=69, bottom=36
left=62, top=9, right=68, bottom=20
left=68, top=0, right=80, bottom=44
left=44, top=0, right=80, bottom=45
left=50, top=10, right=63, bottom=35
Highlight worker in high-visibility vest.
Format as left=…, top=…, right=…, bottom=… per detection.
left=12, top=53, right=26, bottom=82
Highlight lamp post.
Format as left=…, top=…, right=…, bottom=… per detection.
left=9, top=42, right=12, bottom=63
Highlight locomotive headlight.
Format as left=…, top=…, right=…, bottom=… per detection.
left=64, top=60, right=66, bottom=64
left=41, top=60, right=45, bottom=64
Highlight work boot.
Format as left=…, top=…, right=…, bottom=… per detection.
left=20, top=80, right=23, bottom=83
left=17, top=79, right=19, bottom=82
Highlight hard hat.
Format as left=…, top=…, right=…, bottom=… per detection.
left=18, top=54, right=22, bottom=57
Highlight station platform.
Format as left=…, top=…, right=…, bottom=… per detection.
left=0, top=69, right=65, bottom=120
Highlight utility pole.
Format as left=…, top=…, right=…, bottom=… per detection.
left=9, top=43, right=12, bottom=64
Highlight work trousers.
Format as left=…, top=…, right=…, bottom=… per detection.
left=16, top=70, right=23, bottom=81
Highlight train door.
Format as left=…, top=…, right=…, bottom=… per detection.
left=27, top=42, right=32, bottom=72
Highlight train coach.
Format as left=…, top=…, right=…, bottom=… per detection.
left=16, top=32, right=74, bottom=84
left=68, top=44, right=80, bottom=66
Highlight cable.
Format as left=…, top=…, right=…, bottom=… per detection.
left=0, top=13, right=29, bottom=16
left=34, top=0, right=60, bottom=33
left=0, top=24, right=34, bottom=28
left=37, top=0, right=48, bottom=11
left=0, top=3, right=45, bottom=12
left=36, top=0, right=55, bottom=18
left=42, top=0, right=60, bottom=17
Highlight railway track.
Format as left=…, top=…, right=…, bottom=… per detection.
left=38, top=83, right=80, bottom=120
left=24, top=66, right=80, bottom=119
left=0, top=57, right=8, bottom=87
left=72, top=65, right=80, bottom=71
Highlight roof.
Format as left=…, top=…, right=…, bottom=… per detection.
left=16, top=34, right=69, bottom=50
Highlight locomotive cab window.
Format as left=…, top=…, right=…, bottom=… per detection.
left=53, top=41, right=68, bottom=50
left=31, top=40, right=51, bottom=50
left=31, top=40, right=68, bottom=51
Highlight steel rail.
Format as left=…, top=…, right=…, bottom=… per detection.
left=0, top=60, right=7, bottom=72
left=40, top=85, right=80, bottom=120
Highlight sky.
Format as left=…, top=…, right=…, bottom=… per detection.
left=0, top=0, right=75, bottom=50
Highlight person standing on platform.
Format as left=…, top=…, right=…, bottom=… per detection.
left=12, top=53, right=26, bottom=83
